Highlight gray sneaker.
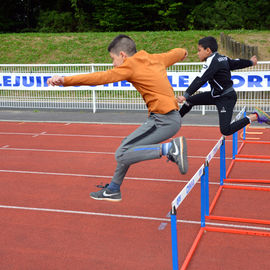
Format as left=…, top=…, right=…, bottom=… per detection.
left=167, top=136, right=188, bottom=174
left=90, top=184, right=122, bottom=202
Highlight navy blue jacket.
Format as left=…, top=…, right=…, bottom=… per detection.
left=184, top=52, right=253, bottom=99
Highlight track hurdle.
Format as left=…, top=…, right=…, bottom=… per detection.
left=170, top=107, right=270, bottom=269
left=170, top=136, right=225, bottom=270
left=170, top=164, right=205, bottom=270
left=207, top=107, right=270, bottom=225
left=208, top=132, right=270, bottom=227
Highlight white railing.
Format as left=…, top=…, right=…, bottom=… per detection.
left=0, top=62, right=269, bottom=113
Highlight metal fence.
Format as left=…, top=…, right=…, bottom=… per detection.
left=0, top=62, right=269, bottom=113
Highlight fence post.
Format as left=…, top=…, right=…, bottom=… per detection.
left=91, top=65, right=97, bottom=113
left=92, top=89, right=96, bottom=113
left=202, top=105, right=206, bottom=115
left=220, top=33, right=258, bottom=59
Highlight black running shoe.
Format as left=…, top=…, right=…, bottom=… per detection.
left=90, top=184, right=122, bottom=202
left=167, top=136, right=188, bottom=174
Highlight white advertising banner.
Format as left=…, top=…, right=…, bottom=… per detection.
left=0, top=71, right=269, bottom=91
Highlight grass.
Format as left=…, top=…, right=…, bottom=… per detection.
left=0, top=30, right=270, bottom=64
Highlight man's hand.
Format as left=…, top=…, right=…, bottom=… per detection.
left=47, top=75, right=64, bottom=86
left=183, top=50, right=188, bottom=60
left=177, top=95, right=186, bottom=104
left=250, top=55, right=257, bottom=66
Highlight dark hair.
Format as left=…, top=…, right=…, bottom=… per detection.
left=108, top=34, right=137, bottom=56
left=198, top=36, right=218, bottom=52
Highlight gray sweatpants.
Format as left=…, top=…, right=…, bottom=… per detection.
left=111, top=110, right=181, bottom=186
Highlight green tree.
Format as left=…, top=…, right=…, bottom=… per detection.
left=0, top=0, right=28, bottom=32
left=91, top=0, right=185, bottom=31
left=188, top=0, right=270, bottom=30
left=37, top=10, right=76, bottom=32
left=70, top=0, right=94, bottom=31
left=0, top=0, right=269, bottom=32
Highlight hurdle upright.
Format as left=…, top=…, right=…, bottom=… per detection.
left=170, top=163, right=205, bottom=270
left=170, top=135, right=225, bottom=270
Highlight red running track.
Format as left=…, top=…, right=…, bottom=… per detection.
left=0, top=121, right=269, bottom=270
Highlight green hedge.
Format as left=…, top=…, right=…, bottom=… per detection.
left=0, top=0, right=269, bottom=33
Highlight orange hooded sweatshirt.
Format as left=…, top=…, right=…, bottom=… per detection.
left=63, top=48, right=187, bottom=114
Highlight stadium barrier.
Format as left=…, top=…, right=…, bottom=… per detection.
left=0, top=62, right=270, bottom=113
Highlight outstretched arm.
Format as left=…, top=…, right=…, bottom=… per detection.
left=47, top=65, right=132, bottom=87
left=228, top=55, right=256, bottom=70
left=47, top=75, right=64, bottom=86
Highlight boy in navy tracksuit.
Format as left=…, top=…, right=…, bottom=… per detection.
left=177, top=36, right=270, bottom=135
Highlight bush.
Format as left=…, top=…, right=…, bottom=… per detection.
left=188, top=0, right=270, bottom=30
left=37, top=10, right=76, bottom=32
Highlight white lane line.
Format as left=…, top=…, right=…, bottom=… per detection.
left=0, top=132, right=125, bottom=139
left=3, top=131, right=269, bottom=146
left=32, top=131, right=47, bottom=138
left=1, top=145, right=9, bottom=148
left=0, top=204, right=170, bottom=222
left=0, top=169, right=190, bottom=184
left=0, top=131, right=229, bottom=142
left=0, top=147, right=115, bottom=155
left=0, top=146, right=233, bottom=161
left=0, top=204, right=269, bottom=232
left=1, top=169, right=269, bottom=189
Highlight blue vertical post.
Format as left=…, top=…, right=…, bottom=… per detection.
left=220, top=138, right=226, bottom=185
left=243, top=111, right=246, bottom=140
left=232, top=131, right=238, bottom=159
left=200, top=173, right=206, bottom=227
left=204, top=164, right=209, bottom=216
left=171, top=207, right=179, bottom=270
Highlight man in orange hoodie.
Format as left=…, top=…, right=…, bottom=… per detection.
left=47, top=34, right=188, bottom=202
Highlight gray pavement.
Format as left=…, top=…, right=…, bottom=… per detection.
left=0, top=109, right=220, bottom=126
left=0, top=109, right=267, bottom=128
